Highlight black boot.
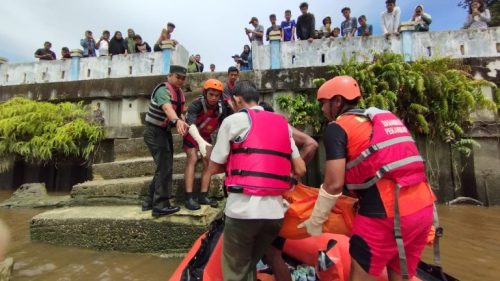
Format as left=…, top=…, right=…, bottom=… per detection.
left=199, top=192, right=219, bottom=208
left=152, top=203, right=180, bottom=217
left=185, top=193, right=201, bottom=210
left=141, top=201, right=152, bottom=211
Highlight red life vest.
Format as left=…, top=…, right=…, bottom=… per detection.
left=163, top=82, right=186, bottom=115
left=225, top=109, right=293, bottom=196
left=338, top=107, right=427, bottom=190
left=184, top=97, right=222, bottom=145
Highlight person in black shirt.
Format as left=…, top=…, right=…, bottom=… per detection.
left=296, top=2, right=315, bottom=42
left=34, top=41, right=56, bottom=60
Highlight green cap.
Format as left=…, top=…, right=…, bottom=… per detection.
left=170, top=65, right=187, bottom=76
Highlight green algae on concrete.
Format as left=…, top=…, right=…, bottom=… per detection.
left=92, top=154, right=189, bottom=180
left=71, top=174, right=225, bottom=205
left=30, top=205, right=221, bottom=253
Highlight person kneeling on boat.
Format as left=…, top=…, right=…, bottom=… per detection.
left=299, top=76, right=436, bottom=281
left=205, top=81, right=306, bottom=281
left=183, top=79, right=231, bottom=210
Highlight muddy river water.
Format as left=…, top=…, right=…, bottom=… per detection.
left=1, top=191, right=499, bottom=281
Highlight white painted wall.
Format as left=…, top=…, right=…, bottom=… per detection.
left=0, top=44, right=189, bottom=86
left=253, top=27, right=500, bottom=70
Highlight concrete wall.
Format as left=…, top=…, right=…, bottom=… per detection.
left=0, top=44, right=189, bottom=86
left=252, top=27, right=500, bottom=70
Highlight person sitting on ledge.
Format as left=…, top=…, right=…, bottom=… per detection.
left=154, top=22, right=177, bottom=52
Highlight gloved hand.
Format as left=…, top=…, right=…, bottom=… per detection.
left=297, top=185, right=341, bottom=236
left=188, top=124, right=212, bottom=157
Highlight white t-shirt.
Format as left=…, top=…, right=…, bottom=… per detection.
left=380, top=6, right=401, bottom=34
left=98, top=40, right=109, bottom=57
left=210, top=105, right=300, bottom=220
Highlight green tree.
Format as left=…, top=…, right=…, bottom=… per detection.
left=0, top=97, right=103, bottom=172
left=280, top=52, right=497, bottom=156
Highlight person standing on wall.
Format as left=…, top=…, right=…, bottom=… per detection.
left=246, top=17, right=265, bottom=46
left=381, top=0, right=401, bottom=38
left=205, top=81, right=306, bottom=281
left=341, top=7, right=358, bottom=37
left=182, top=79, right=230, bottom=210
left=142, top=65, right=189, bottom=217
left=34, top=41, right=56, bottom=60
left=80, top=30, right=96, bottom=57
left=96, top=30, right=110, bottom=57
left=280, top=9, right=296, bottom=42
left=296, top=2, right=315, bottom=42
left=300, top=76, right=436, bottom=280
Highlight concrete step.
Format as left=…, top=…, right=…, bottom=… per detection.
left=30, top=205, right=221, bottom=254
left=71, top=174, right=225, bottom=205
left=92, top=154, right=195, bottom=179
left=113, top=134, right=184, bottom=161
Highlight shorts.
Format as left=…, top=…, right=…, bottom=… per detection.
left=349, top=204, right=433, bottom=277
left=182, top=136, right=211, bottom=151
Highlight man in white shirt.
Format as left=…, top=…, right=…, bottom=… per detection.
left=205, top=81, right=306, bottom=281
left=380, top=0, right=401, bottom=38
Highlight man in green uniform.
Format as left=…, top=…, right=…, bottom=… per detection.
left=142, top=65, right=189, bottom=217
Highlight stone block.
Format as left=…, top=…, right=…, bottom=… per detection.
left=92, top=154, right=190, bottom=179
left=0, top=183, right=70, bottom=208
left=113, top=135, right=183, bottom=161
left=30, top=206, right=221, bottom=253
left=70, top=174, right=225, bottom=205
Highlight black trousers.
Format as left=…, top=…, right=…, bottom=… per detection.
left=143, top=123, right=174, bottom=209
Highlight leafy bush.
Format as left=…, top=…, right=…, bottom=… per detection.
left=0, top=97, right=103, bottom=172
left=281, top=51, right=497, bottom=156
left=275, top=94, right=324, bottom=134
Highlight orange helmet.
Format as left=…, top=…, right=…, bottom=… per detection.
left=203, top=79, right=224, bottom=92
left=316, top=76, right=361, bottom=101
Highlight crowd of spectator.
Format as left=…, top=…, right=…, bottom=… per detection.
left=242, top=0, right=492, bottom=43
left=32, top=21, right=220, bottom=73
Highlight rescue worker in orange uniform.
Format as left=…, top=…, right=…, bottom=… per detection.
left=183, top=79, right=231, bottom=210
left=299, top=76, right=436, bottom=281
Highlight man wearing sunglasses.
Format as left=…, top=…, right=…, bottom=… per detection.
left=143, top=65, right=189, bottom=217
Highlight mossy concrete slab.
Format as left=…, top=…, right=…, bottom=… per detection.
left=0, top=183, right=71, bottom=208
left=92, top=154, right=190, bottom=179
left=30, top=205, right=221, bottom=253
left=113, top=134, right=184, bottom=161
left=70, top=174, right=225, bottom=205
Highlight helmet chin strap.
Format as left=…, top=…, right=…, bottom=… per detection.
left=328, top=98, right=347, bottom=120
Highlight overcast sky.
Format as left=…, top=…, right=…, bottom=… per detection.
left=0, top=0, right=467, bottom=71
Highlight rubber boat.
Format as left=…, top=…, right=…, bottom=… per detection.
left=169, top=220, right=423, bottom=281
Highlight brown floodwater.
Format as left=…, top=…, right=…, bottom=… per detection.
left=1, top=190, right=499, bottom=281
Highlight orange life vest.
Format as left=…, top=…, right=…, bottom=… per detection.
left=335, top=109, right=435, bottom=217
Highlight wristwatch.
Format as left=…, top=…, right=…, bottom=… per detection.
left=171, top=118, right=179, bottom=125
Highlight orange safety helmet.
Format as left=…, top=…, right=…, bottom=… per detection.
left=316, top=76, right=361, bottom=101
left=203, top=79, right=224, bottom=92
